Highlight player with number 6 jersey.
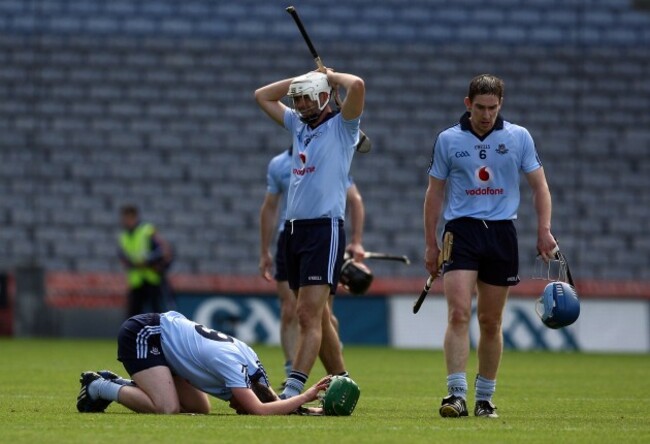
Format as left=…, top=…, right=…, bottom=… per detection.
left=424, top=74, right=558, bottom=418
left=76, top=311, right=330, bottom=415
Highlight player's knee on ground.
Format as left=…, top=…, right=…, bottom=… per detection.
left=181, top=402, right=210, bottom=415
left=153, top=401, right=181, bottom=414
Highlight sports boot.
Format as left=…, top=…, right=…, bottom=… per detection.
left=439, top=394, right=468, bottom=418
left=474, top=400, right=498, bottom=418
left=77, top=371, right=112, bottom=413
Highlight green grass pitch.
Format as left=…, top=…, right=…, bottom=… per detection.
left=0, top=339, right=648, bottom=444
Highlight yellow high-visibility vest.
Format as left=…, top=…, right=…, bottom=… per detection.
left=118, top=223, right=161, bottom=288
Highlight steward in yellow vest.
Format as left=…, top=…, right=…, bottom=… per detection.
left=119, top=222, right=162, bottom=289
left=118, top=205, right=173, bottom=317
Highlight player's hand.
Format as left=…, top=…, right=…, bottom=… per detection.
left=346, top=242, right=365, bottom=262
left=424, top=245, right=441, bottom=276
left=537, top=231, right=558, bottom=263
left=258, top=252, right=274, bottom=282
left=295, top=406, right=324, bottom=415
left=325, top=68, right=340, bottom=86
left=303, top=375, right=332, bottom=402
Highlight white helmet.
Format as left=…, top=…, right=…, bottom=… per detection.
left=287, top=72, right=332, bottom=122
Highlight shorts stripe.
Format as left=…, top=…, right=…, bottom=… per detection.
left=136, top=325, right=161, bottom=359
left=328, top=218, right=339, bottom=284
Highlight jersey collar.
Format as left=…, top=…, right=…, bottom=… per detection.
left=459, top=111, right=504, bottom=141
left=308, top=110, right=339, bottom=130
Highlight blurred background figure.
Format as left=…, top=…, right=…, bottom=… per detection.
left=118, top=205, right=174, bottom=318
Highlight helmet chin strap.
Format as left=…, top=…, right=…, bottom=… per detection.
left=297, top=92, right=330, bottom=124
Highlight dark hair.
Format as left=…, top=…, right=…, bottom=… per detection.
left=120, top=204, right=139, bottom=217
left=250, top=380, right=279, bottom=404
left=467, top=74, right=504, bottom=102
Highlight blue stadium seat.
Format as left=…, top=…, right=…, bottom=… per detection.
left=0, top=0, right=648, bottom=278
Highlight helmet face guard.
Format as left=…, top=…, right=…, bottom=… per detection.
left=339, top=259, right=373, bottom=295
left=287, top=72, right=332, bottom=123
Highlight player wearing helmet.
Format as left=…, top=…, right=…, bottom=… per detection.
left=255, top=68, right=365, bottom=400
left=423, top=74, right=557, bottom=418
left=287, top=72, right=333, bottom=123
left=259, top=146, right=366, bottom=385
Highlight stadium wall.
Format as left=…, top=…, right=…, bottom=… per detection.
left=2, top=271, right=648, bottom=353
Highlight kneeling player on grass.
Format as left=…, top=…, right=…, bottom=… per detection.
left=76, top=311, right=330, bottom=415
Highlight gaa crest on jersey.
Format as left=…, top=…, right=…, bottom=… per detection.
left=496, top=144, right=509, bottom=155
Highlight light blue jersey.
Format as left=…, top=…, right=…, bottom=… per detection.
left=266, top=149, right=292, bottom=233
left=267, top=149, right=355, bottom=233
left=428, top=113, right=541, bottom=221
left=159, top=311, right=267, bottom=401
left=283, top=108, right=359, bottom=220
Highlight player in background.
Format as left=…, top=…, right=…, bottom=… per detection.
left=76, top=311, right=330, bottom=415
left=118, top=205, right=174, bottom=318
left=255, top=67, right=365, bottom=399
left=259, top=147, right=365, bottom=382
left=423, top=74, right=557, bottom=418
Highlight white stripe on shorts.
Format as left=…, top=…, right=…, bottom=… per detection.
left=327, top=219, right=339, bottom=284
left=135, top=325, right=161, bottom=359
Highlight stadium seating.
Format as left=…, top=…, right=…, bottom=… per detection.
left=0, top=0, right=649, bottom=280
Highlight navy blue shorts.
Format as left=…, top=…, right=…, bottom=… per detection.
left=117, top=313, right=168, bottom=376
left=274, top=229, right=288, bottom=282
left=284, top=218, right=346, bottom=294
left=442, top=217, right=520, bottom=286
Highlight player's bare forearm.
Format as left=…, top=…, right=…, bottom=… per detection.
left=259, top=195, right=279, bottom=280
left=259, top=202, right=277, bottom=256
left=424, top=176, right=445, bottom=274
left=254, top=78, right=292, bottom=125
left=255, top=78, right=293, bottom=102
left=326, top=70, right=364, bottom=120
left=533, top=190, right=552, bottom=236
left=346, top=185, right=365, bottom=247
left=233, top=377, right=329, bottom=415
left=424, top=177, right=444, bottom=248
left=526, top=167, right=557, bottom=258
left=326, top=71, right=363, bottom=92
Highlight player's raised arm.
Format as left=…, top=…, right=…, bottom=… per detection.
left=326, top=70, right=364, bottom=121
left=255, top=78, right=293, bottom=126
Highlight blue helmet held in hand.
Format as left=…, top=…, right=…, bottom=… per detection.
left=535, top=281, right=580, bottom=329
